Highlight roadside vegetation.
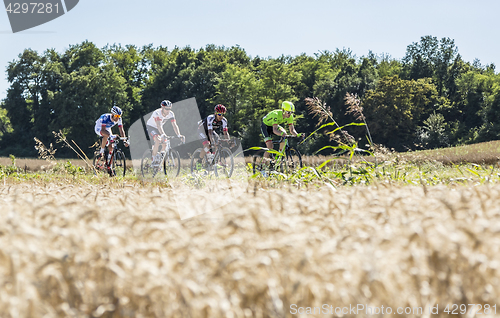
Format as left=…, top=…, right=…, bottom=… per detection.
left=1, top=158, right=499, bottom=318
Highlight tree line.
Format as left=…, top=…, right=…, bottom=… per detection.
left=1, top=35, right=499, bottom=157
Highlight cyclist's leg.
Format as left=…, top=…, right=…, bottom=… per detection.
left=94, top=125, right=106, bottom=169
left=198, top=127, right=210, bottom=159
left=95, top=124, right=108, bottom=155
left=100, top=128, right=114, bottom=168
left=102, top=128, right=113, bottom=158
left=261, top=122, right=273, bottom=159
left=147, top=126, right=161, bottom=158
left=152, top=135, right=161, bottom=158
left=211, top=131, right=220, bottom=152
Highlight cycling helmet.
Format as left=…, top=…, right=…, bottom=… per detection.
left=214, top=104, right=227, bottom=114
left=111, top=106, right=123, bottom=116
left=282, top=101, right=295, bottom=112
left=160, top=100, right=172, bottom=108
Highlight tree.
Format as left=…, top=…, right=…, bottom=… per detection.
left=402, top=36, right=460, bottom=97
left=363, top=75, right=442, bottom=149
left=472, top=73, right=500, bottom=142
left=47, top=42, right=129, bottom=155
left=211, top=63, right=260, bottom=146
left=255, top=56, right=301, bottom=109
left=0, top=104, right=13, bottom=137
left=106, top=44, right=147, bottom=121
left=416, top=112, right=449, bottom=148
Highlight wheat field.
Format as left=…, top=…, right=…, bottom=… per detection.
left=1, top=175, right=499, bottom=318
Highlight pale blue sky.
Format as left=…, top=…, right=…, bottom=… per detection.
left=1, top=0, right=499, bottom=101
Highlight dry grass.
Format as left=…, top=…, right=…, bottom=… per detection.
left=1, top=177, right=500, bottom=317
left=0, top=158, right=88, bottom=172
left=401, top=140, right=500, bottom=165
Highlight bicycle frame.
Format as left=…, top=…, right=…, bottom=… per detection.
left=154, top=138, right=171, bottom=162
left=191, top=136, right=234, bottom=178
left=105, top=137, right=126, bottom=167
left=252, top=135, right=303, bottom=176
left=267, top=136, right=291, bottom=165
left=141, top=135, right=183, bottom=179
left=93, top=136, right=128, bottom=177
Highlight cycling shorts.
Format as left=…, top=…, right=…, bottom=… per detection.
left=146, top=125, right=161, bottom=138
left=95, top=123, right=111, bottom=137
left=198, top=127, right=219, bottom=143
left=261, top=121, right=281, bottom=142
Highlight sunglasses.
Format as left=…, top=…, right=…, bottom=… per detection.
left=285, top=111, right=294, bottom=115
left=113, top=114, right=121, bottom=119
left=216, top=113, right=224, bottom=116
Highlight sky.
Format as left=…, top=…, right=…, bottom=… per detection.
left=1, top=0, right=500, bottom=101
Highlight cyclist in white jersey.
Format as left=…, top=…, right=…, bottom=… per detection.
left=146, top=100, right=185, bottom=161
left=94, top=106, right=128, bottom=159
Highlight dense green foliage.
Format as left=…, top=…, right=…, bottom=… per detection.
left=1, top=36, right=499, bottom=157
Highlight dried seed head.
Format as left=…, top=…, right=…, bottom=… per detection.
left=305, top=97, right=333, bottom=127
left=34, top=137, right=57, bottom=161
left=345, top=92, right=365, bottom=121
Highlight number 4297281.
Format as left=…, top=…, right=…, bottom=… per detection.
left=5, top=3, right=60, bottom=14
left=444, top=304, right=496, bottom=315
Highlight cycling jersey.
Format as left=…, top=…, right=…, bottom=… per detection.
left=198, top=114, right=228, bottom=133
left=262, top=109, right=294, bottom=126
left=96, top=113, right=123, bottom=129
left=146, top=108, right=176, bottom=127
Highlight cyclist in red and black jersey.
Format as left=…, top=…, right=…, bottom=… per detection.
left=196, top=104, right=232, bottom=163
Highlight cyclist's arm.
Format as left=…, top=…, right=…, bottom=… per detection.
left=171, top=121, right=182, bottom=137
left=222, top=119, right=229, bottom=140
left=273, top=124, right=287, bottom=137
left=288, top=123, right=298, bottom=137
left=118, top=125, right=126, bottom=138
left=155, top=121, right=166, bottom=136
left=118, top=125, right=129, bottom=147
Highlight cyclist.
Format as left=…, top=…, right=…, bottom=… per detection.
left=146, top=100, right=185, bottom=163
left=94, top=106, right=129, bottom=164
left=261, top=101, right=301, bottom=159
left=196, top=104, right=233, bottom=164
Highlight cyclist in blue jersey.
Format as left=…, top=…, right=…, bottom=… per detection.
left=94, top=106, right=128, bottom=160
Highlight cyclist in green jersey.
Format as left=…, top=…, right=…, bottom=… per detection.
left=261, top=101, right=301, bottom=159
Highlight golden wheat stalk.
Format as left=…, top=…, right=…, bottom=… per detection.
left=53, top=130, right=96, bottom=173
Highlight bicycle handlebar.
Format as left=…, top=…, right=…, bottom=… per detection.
left=159, top=135, right=185, bottom=145
left=214, top=137, right=235, bottom=146
left=107, top=136, right=129, bottom=147
left=278, top=134, right=305, bottom=143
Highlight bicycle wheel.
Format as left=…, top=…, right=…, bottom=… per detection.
left=190, top=148, right=211, bottom=177
left=252, top=150, right=274, bottom=177
left=112, top=150, right=127, bottom=177
left=92, top=151, right=107, bottom=175
left=214, top=147, right=234, bottom=178
left=141, top=149, right=156, bottom=179
left=282, top=147, right=302, bottom=174
left=164, top=149, right=181, bottom=179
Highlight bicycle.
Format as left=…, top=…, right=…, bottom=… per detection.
left=252, top=135, right=304, bottom=176
left=141, top=135, right=183, bottom=180
left=93, top=136, right=129, bottom=177
left=190, top=136, right=234, bottom=178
